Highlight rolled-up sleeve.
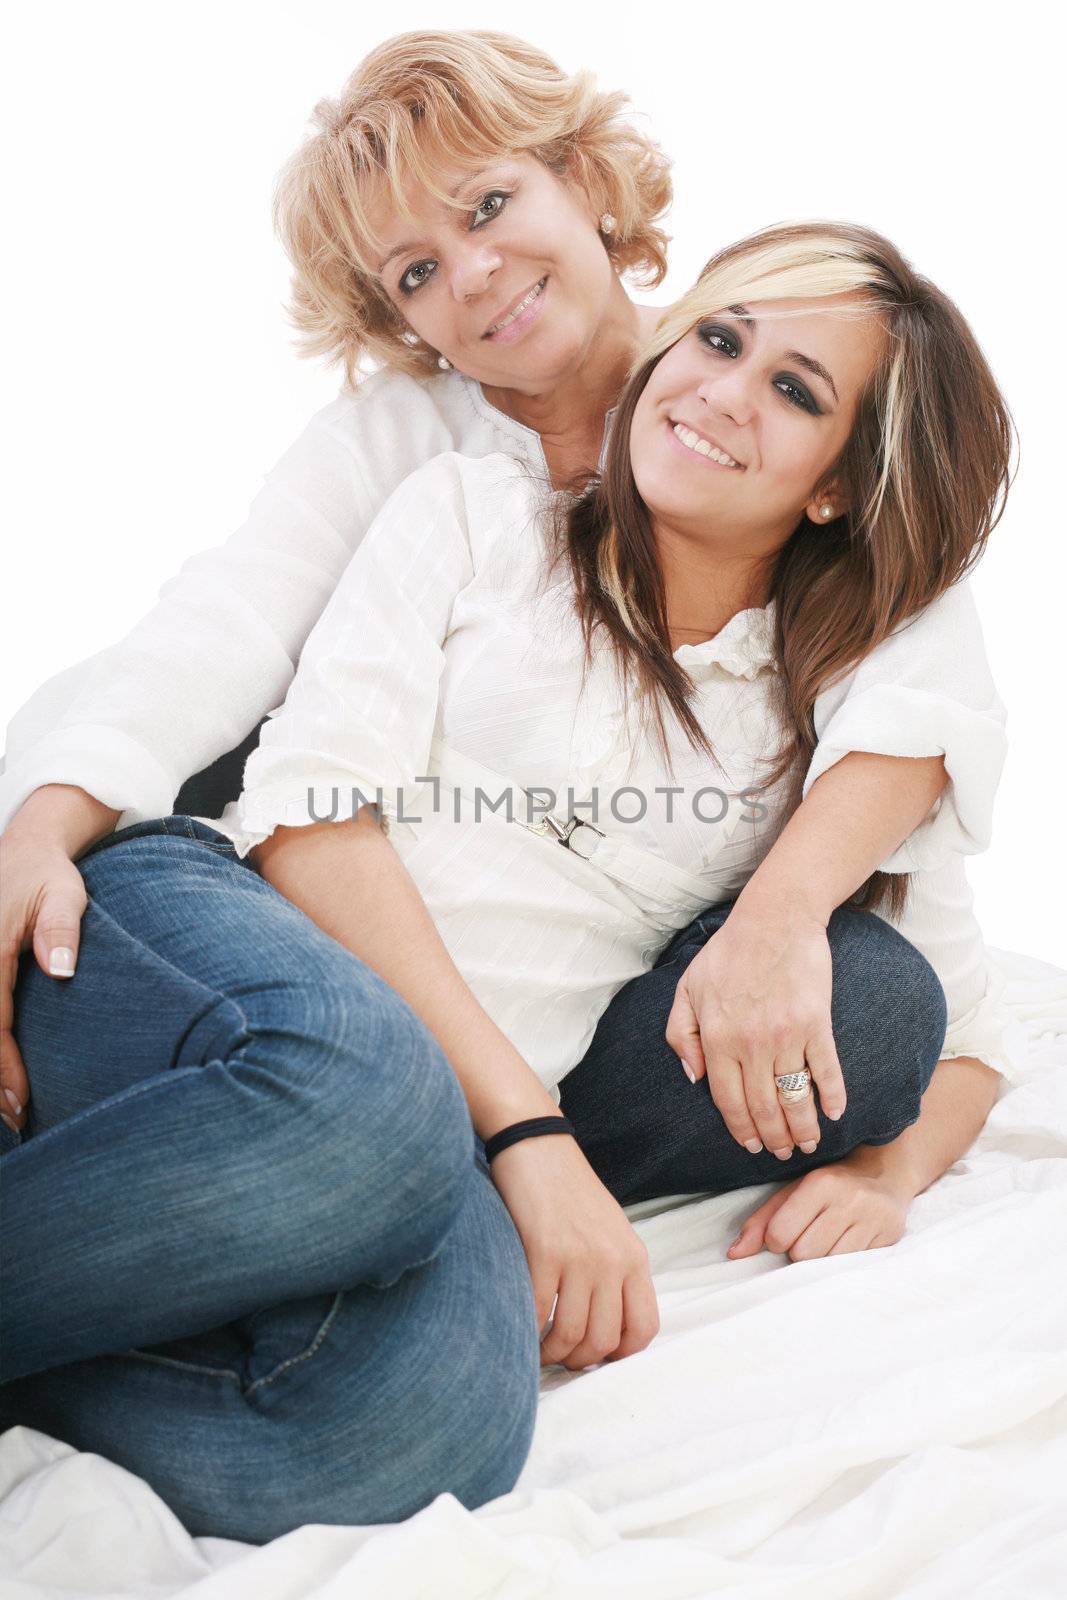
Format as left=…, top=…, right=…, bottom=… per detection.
left=879, top=854, right=1028, bottom=1082
left=218, top=454, right=477, bottom=859
left=804, top=580, right=1007, bottom=872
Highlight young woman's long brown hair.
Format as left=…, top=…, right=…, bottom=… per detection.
left=553, top=221, right=1015, bottom=919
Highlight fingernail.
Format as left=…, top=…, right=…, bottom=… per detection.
left=799, top=1140, right=818, bottom=1154
left=682, top=1063, right=696, bottom=1084
left=773, top=1146, right=793, bottom=1161
left=827, top=1108, right=844, bottom=1122
left=49, top=947, right=75, bottom=977
left=744, top=1138, right=763, bottom=1154
left=4, top=1090, right=22, bottom=1117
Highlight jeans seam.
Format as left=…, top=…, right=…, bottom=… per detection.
left=243, top=1290, right=346, bottom=1396
left=122, top=1290, right=348, bottom=1392
left=173, top=816, right=242, bottom=855
left=123, top=1348, right=242, bottom=1383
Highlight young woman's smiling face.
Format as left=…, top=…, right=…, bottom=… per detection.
left=370, top=154, right=623, bottom=395
left=629, top=297, right=886, bottom=551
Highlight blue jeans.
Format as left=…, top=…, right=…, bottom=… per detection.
left=0, top=817, right=541, bottom=1542
left=558, top=900, right=947, bottom=1203
left=0, top=817, right=947, bottom=1542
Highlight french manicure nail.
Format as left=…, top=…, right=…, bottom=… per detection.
left=773, top=1146, right=793, bottom=1161
left=4, top=1090, right=22, bottom=1117
left=682, top=1063, right=696, bottom=1084
left=799, top=1140, right=818, bottom=1154
left=49, top=947, right=75, bottom=977
left=744, top=1138, right=763, bottom=1154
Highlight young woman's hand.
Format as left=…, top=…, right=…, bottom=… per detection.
left=487, top=1132, right=660, bottom=1370
left=0, top=829, right=88, bottom=1133
left=666, top=904, right=847, bottom=1161
left=727, top=1157, right=911, bottom=1260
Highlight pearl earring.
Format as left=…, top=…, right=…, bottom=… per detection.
left=599, top=212, right=616, bottom=235
left=819, top=503, right=834, bottom=520
left=437, top=355, right=452, bottom=370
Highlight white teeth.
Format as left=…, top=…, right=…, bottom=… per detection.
left=672, top=422, right=739, bottom=467
left=487, top=278, right=545, bottom=334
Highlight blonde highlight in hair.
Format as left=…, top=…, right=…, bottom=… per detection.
left=272, top=31, right=671, bottom=386
left=554, top=220, right=1016, bottom=920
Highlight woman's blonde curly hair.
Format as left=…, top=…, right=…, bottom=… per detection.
left=272, top=30, right=672, bottom=386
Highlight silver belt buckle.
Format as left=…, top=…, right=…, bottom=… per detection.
left=522, top=795, right=604, bottom=853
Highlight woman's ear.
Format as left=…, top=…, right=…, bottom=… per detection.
left=805, top=485, right=845, bottom=524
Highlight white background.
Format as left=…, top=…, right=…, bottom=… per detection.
left=4, top=0, right=1064, bottom=964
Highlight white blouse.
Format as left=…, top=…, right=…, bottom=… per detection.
left=198, top=450, right=1023, bottom=1101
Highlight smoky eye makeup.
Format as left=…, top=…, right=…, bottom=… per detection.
left=696, top=321, right=825, bottom=415
left=773, top=374, right=822, bottom=414
left=696, top=321, right=741, bottom=357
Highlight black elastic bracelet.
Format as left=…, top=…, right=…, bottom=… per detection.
left=483, top=1115, right=577, bottom=1164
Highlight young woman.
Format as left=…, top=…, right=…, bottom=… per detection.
left=1, top=221, right=1016, bottom=1546
left=1, top=29, right=980, bottom=1153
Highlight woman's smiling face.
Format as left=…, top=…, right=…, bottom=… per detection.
left=370, top=154, right=622, bottom=394
left=629, top=296, right=886, bottom=546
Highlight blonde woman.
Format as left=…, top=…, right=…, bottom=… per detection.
left=1, top=221, right=1014, bottom=1544
left=2, top=31, right=981, bottom=1139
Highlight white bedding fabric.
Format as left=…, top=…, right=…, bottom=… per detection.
left=3, top=943, right=1065, bottom=1600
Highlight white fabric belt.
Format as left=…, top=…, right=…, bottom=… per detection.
left=426, top=737, right=721, bottom=914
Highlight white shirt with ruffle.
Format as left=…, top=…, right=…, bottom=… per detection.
left=201, top=450, right=1021, bottom=1099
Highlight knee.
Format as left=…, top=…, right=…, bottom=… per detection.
left=827, top=906, right=948, bottom=1118
left=233, top=955, right=475, bottom=1261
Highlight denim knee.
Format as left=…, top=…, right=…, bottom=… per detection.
left=828, top=905, right=948, bottom=1134
left=192, top=952, right=476, bottom=1281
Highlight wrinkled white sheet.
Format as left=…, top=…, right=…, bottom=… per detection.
left=3, top=945, right=1066, bottom=1600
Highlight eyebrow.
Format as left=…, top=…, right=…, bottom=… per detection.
left=727, top=304, right=840, bottom=405
left=376, top=167, right=501, bottom=276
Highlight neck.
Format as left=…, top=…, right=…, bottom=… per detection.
left=656, top=520, right=774, bottom=649
left=481, top=285, right=658, bottom=458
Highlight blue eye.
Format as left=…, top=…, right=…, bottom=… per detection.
left=399, top=259, right=436, bottom=296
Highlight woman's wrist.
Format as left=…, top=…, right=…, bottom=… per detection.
left=483, top=1113, right=576, bottom=1163
left=6, top=784, right=121, bottom=859
left=473, top=1072, right=568, bottom=1146
left=838, top=1141, right=920, bottom=1204
left=725, top=877, right=831, bottom=938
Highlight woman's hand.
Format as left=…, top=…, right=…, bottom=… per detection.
left=487, top=1131, right=660, bottom=1370
left=0, top=829, right=88, bottom=1133
left=666, top=903, right=847, bottom=1161
left=727, top=1157, right=911, bottom=1260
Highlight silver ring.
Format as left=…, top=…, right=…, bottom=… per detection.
left=775, top=1069, right=813, bottom=1104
